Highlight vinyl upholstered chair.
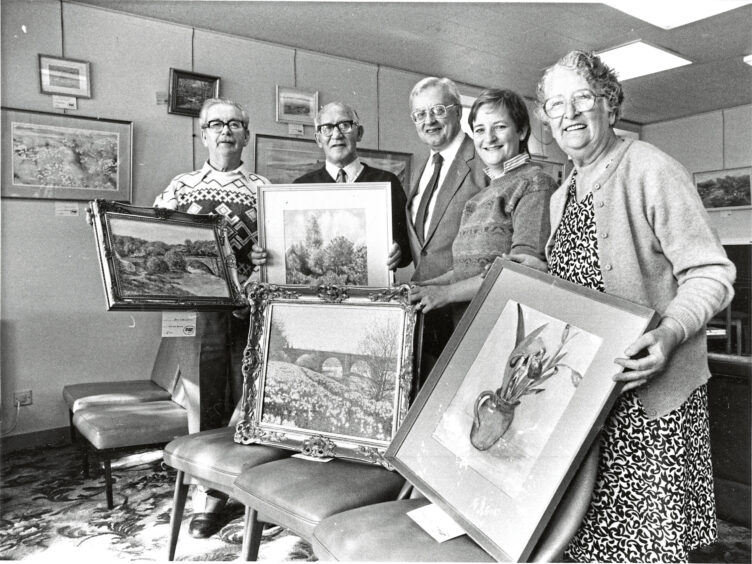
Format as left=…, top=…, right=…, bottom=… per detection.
left=231, top=456, right=410, bottom=561
left=311, top=442, right=600, bottom=562
left=68, top=338, right=201, bottom=508
left=161, top=411, right=290, bottom=560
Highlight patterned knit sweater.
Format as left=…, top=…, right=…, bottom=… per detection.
left=452, top=161, right=557, bottom=281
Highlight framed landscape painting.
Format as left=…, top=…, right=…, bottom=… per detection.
left=694, top=167, right=751, bottom=210
left=1, top=107, right=132, bottom=201
left=386, top=259, right=659, bottom=562
left=168, top=68, right=220, bottom=117
left=258, top=182, right=394, bottom=287
left=90, top=200, right=244, bottom=311
left=254, top=134, right=412, bottom=189
left=235, top=283, right=419, bottom=468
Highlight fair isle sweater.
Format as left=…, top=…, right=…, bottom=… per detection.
left=452, top=159, right=557, bottom=281
left=547, top=137, right=736, bottom=418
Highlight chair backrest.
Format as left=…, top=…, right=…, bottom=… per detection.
left=150, top=337, right=201, bottom=433
left=149, top=338, right=181, bottom=393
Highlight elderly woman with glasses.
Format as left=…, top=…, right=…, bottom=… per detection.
left=410, top=88, right=557, bottom=319
left=530, top=50, right=736, bottom=562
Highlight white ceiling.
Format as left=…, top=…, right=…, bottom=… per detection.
left=73, top=0, right=752, bottom=125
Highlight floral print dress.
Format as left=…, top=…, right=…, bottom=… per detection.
left=548, top=172, right=717, bottom=563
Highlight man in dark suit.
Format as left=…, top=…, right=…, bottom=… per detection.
left=407, top=77, right=487, bottom=384
left=294, top=101, right=412, bottom=270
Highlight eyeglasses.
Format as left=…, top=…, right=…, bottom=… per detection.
left=410, top=103, right=458, bottom=124
left=316, top=120, right=358, bottom=137
left=202, top=119, right=246, bottom=133
left=542, top=89, right=603, bottom=119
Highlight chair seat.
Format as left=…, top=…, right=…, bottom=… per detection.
left=63, top=380, right=171, bottom=412
left=73, top=401, right=188, bottom=450
left=163, top=427, right=289, bottom=490
left=312, top=498, right=494, bottom=562
left=233, top=457, right=406, bottom=539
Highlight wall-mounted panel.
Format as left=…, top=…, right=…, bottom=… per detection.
left=723, top=105, right=752, bottom=170
left=642, top=112, right=723, bottom=173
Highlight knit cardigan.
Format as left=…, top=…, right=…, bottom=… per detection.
left=547, top=137, right=736, bottom=418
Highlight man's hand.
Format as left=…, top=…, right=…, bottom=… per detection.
left=409, top=283, right=452, bottom=313
left=613, top=318, right=684, bottom=392
left=251, top=244, right=268, bottom=266
left=387, top=242, right=402, bottom=271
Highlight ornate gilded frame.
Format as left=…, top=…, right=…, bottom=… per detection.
left=91, top=199, right=244, bottom=311
left=235, top=283, right=418, bottom=469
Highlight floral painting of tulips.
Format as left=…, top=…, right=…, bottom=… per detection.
left=433, top=300, right=602, bottom=497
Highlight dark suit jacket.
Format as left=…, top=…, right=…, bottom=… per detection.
left=406, top=134, right=487, bottom=282
left=294, top=163, right=412, bottom=267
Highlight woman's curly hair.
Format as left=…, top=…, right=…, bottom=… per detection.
left=536, top=50, right=624, bottom=123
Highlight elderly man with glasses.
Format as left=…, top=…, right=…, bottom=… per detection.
left=406, top=77, right=487, bottom=385
left=153, top=97, right=269, bottom=539
left=287, top=101, right=412, bottom=270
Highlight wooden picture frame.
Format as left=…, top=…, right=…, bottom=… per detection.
left=386, top=259, right=659, bottom=561
left=257, top=182, right=394, bottom=287
left=276, top=86, right=319, bottom=125
left=694, top=167, right=752, bottom=210
left=235, top=283, right=419, bottom=468
left=1, top=107, right=132, bottom=201
left=168, top=68, right=220, bottom=117
left=90, top=199, right=244, bottom=311
left=254, top=133, right=413, bottom=191
left=38, top=54, right=91, bottom=98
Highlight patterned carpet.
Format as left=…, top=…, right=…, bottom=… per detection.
left=0, top=443, right=313, bottom=561
left=1, top=442, right=749, bottom=562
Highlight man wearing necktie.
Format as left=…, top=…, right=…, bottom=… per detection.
left=292, top=101, right=412, bottom=270
left=406, top=77, right=487, bottom=385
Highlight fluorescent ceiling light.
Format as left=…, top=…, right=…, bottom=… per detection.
left=744, top=55, right=752, bottom=66
left=597, top=41, right=691, bottom=81
left=603, top=1, right=749, bottom=30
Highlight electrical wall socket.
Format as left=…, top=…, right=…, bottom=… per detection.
left=14, top=389, right=32, bottom=406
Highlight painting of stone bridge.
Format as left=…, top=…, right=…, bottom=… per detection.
left=260, top=302, right=405, bottom=442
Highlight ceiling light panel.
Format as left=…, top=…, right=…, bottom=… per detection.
left=597, top=41, right=692, bottom=81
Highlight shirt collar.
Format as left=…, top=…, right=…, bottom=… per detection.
left=484, top=152, right=530, bottom=180
left=325, top=158, right=364, bottom=183
left=199, top=160, right=249, bottom=181
left=432, top=132, right=465, bottom=167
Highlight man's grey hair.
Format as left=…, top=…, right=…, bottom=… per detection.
left=409, top=77, right=462, bottom=107
left=314, top=102, right=360, bottom=126
left=199, top=98, right=250, bottom=129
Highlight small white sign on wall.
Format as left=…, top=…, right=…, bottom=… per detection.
left=52, top=95, right=77, bottom=110
left=162, top=311, right=197, bottom=337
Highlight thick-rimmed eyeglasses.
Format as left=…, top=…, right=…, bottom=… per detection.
left=410, top=103, right=458, bottom=124
left=202, top=119, right=246, bottom=133
left=316, top=120, right=358, bottom=137
left=542, top=89, right=603, bottom=119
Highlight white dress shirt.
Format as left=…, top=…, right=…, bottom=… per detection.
left=324, top=159, right=364, bottom=183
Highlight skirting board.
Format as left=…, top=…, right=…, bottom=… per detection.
left=1, top=426, right=69, bottom=453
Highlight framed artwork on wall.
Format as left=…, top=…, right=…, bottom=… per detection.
left=90, top=200, right=245, bottom=311
left=276, top=86, right=319, bottom=125
left=1, top=107, right=132, bottom=201
left=694, top=167, right=751, bottom=210
left=235, top=283, right=419, bottom=469
left=257, top=182, right=394, bottom=287
left=38, top=54, right=92, bottom=98
left=254, top=133, right=413, bottom=190
left=386, top=259, right=659, bottom=562
left=168, top=68, right=220, bottom=117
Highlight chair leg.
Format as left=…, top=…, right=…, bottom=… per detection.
left=69, top=410, right=77, bottom=444
left=103, top=456, right=114, bottom=509
left=241, top=507, right=264, bottom=561
left=168, top=470, right=189, bottom=561
left=80, top=441, right=90, bottom=479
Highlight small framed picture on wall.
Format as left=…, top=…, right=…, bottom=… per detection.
left=276, top=86, right=319, bottom=125
left=38, top=54, right=92, bottom=98
left=168, top=68, right=220, bottom=117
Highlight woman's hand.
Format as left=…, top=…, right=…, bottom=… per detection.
left=613, top=317, right=684, bottom=392
left=387, top=242, right=402, bottom=271
left=250, top=244, right=268, bottom=266
left=409, top=283, right=452, bottom=313
left=502, top=253, right=547, bottom=272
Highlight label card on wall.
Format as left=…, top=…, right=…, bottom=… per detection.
left=162, top=312, right=197, bottom=337
left=52, top=95, right=77, bottom=110
left=54, top=202, right=79, bottom=216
